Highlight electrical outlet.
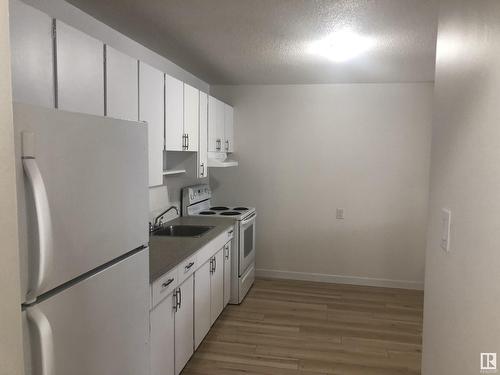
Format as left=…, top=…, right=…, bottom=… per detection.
left=336, top=208, right=345, bottom=220
left=441, top=208, right=451, bottom=252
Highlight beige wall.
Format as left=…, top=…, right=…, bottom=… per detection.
left=210, top=83, right=433, bottom=288
left=422, top=1, right=500, bottom=373
left=0, top=0, right=24, bottom=373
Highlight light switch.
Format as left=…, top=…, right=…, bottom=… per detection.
left=441, top=208, right=451, bottom=252
left=336, top=208, right=345, bottom=220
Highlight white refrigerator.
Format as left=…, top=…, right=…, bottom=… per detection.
left=14, top=103, right=151, bottom=375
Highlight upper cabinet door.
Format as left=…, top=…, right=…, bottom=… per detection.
left=224, top=104, right=234, bottom=153
left=208, top=96, right=225, bottom=152
left=165, top=74, right=184, bottom=151
left=56, top=20, right=104, bottom=115
left=216, top=99, right=226, bottom=151
left=184, top=83, right=199, bottom=152
left=105, top=46, right=138, bottom=121
left=139, top=62, right=164, bottom=187
left=198, top=92, right=208, bottom=178
left=9, top=0, right=54, bottom=108
left=208, top=95, right=218, bottom=152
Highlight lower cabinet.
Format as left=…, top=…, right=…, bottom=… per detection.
left=210, top=249, right=224, bottom=324
left=150, top=292, right=175, bottom=375
left=150, top=275, right=194, bottom=375
left=175, top=275, right=194, bottom=375
left=223, top=241, right=232, bottom=307
left=194, top=248, right=224, bottom=350
left=194, top=260, right=211, bottom=349
left=150, top=229, right=234, bottom=375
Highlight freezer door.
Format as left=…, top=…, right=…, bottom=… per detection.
left=14, top=103, right=149, bottom=301
left=23, top=248, right=150, bottom=375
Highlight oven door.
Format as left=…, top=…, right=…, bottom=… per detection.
left=238, top=212, right=256, bottom=276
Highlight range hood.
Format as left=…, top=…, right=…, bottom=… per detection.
left=207, top=152, right=238, bottom=168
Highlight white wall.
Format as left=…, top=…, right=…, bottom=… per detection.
left=422, top=1, right=500, bottom=374
left=210, top=83, right=433, bottom=288
left=0, top=0, right=24, bottom=372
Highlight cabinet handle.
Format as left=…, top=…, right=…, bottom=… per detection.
left=185, top=261, right=195, bottom=271
left=162, top=278, right=174, bottom=289
left=213, top=257, right=217, bottom=273
left=225, top=247, right=230, bottom=259
left=173, top=290, right=178, bottom=311
left=187, top=134, right=189, bottom=149
left=209, top=258, right=213, bottom=274
left=177, top=288, right=182, bottom=309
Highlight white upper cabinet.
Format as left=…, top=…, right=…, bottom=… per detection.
left=9, top=0, right=54, bottom=108
left=198, top=92, right=208, bottom=178
left=165, top=74, right=184, bottom=151
left=105, top=46, right=138, bottom=121
left=208, top=96, right=217, bottom=152
left=208, top=96, right=225, bottom=152
left=56, top=20, right=104, bottom=115
left=208, top=95, right=232, bottom=153
left=224, top=104, right=234, bottom=153
left=139, top=62, right=164, bottom=187
left=215, top=99, right=225, bottom=151
left=183, top=83, right=199, bottom=152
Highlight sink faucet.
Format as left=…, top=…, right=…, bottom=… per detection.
left=151, top=206, right=179, bottom=232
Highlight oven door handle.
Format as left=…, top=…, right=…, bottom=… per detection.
left=240, top=212, right=256, bottom=226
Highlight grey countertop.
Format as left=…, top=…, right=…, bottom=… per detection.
left=149, top=216, right=235, bottom=283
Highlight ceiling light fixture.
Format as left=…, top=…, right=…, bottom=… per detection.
left=308, top=29, right=375, bottom=62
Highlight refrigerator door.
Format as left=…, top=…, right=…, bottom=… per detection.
left=23, top=248, right=150, bottom=375
left=14, top=103, right=149, bottom=302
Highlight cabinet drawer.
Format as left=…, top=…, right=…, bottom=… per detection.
left=179, top=254, right=197, bottom=283
left=151, top=267, right=178, bottom=308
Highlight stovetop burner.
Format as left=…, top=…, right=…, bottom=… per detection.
left=220, top=211, right=241, bottom=216
left=233, top=207, right=248, bottom=211
left=199, top=211, right=216, bottom=215
left=210, top=206, right=230, bottom=211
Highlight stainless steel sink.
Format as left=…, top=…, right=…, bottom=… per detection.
left=152, top=225, right=214, bottom=237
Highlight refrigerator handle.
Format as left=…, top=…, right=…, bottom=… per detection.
left=27, top=307, right=55, bottom=375
left=22, top=132, right=53, bottom=298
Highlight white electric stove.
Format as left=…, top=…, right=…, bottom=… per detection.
left=181, top=184, right=256, bottom=304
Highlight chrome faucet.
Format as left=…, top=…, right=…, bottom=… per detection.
left=151, top=206, right=179, bottom=232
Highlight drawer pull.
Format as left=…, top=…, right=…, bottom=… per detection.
left=185, top=262, right=195, bottom=271
left=161, top=278, right=174, bottom=289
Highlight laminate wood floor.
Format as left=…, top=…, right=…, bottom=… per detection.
left=182, top=278, right=424, bottom=375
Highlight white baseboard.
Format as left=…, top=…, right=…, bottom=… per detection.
left=255, top=269, right=424, bottom=290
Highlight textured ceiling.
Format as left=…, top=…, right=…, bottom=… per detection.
left=66, top=0, right=438, bottom=84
